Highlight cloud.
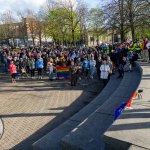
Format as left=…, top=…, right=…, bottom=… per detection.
left=0, top=0, right=101, bottom=14
left=0, top=0, right=47, bottom=13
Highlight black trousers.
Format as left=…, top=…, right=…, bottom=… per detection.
left=71, top=74, right=77, bottom=86
left=103, top=79, right=108, bottom=87
left=30, top=69, right=35, bottom=77
left=11, top=73, right=16, bottom=79
left=148, top=49, right=150, bottom=61
left=37, top=68, right=42, bottom=76
left=118, top=69, right=124, bottom=78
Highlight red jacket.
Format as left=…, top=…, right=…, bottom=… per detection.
left=9, top=64, right=17, bottom=74
left=143, top=40, right=148, bottom=50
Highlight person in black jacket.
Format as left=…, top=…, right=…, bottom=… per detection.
left=118, top=57, right=126, bottom=78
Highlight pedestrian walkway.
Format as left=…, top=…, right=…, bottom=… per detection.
left=104, top=61, right=150, bottom=150
left=0, top=71, right=103, bottom=150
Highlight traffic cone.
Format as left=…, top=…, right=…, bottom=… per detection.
left=132, top=92, right=137, bottom=99
left=126, top=92, right=137, bottom=109
left=126, top=97, right=133, bottom=109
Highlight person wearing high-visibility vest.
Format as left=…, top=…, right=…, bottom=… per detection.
left=133, top=41, right=142, bottom=55
left=128, top=42, right=134, bottom=51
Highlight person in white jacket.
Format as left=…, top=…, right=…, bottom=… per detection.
left=100, top=60, right=110, bottom=86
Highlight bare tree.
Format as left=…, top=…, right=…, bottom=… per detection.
left=88, top=7, right=104, bottom=45
left=0, top=10, right=17, bottom=46
left=54, top=0, right=88, bottom=46
left=103, top=0, right=150, bottom=42
left=125, top=0, right=150, bottom=41
left=103, top=0, right=127, bottom=43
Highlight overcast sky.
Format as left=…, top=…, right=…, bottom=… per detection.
left=0, top=0, right=101, bottom=13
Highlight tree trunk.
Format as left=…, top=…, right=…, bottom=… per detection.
left=120, top=24, right=125, bottom=42
left=23, top=38, right=26, bottom=46
left=112, top=29, right=114, bottom=45
left=96, top=33, right=99, bottom=45
left=12, top=37, right=15, bottom=48
left=131, top=23, right=135, bottom=41
left=128, top=0, right=135, bottom=41
left=39, top=36, right=42, bottom=47
left=93, top=35, right=94, bottom=46
left=45, top=35, right=47, bottom=44
left=32, top=37, right=35, bottom=46
left=72, top=29, right=75, bottom=46
left=120, top=0, right=125, bottom=43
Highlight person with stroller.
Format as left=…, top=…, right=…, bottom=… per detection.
left=19, top=58, right=28, bottom=78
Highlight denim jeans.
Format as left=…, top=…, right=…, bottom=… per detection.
left=90, top=66, right=95, bottom=79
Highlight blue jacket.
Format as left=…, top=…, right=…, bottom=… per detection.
left=83, top=60, right=89, bottom=69
left=36, top=59, right=43, bottom=69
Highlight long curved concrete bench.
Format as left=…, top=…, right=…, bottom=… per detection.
left=60, top=64, right=141, bottom=150
left=0, top=118, right=4, bottom=139
left=103, top=62, right=150, bottom=150
left=33, top=74, right=122, bottom=150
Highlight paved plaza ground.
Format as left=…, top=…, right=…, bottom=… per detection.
left=0, top=72, right=103, bottom=150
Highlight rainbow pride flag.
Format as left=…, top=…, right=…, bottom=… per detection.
left=56, top=66, right=70, bottom=78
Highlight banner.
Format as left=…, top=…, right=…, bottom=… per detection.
left=56, top=66, right=70, bottom=78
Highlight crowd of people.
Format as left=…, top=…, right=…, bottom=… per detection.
left=0, top=37, right=150, bottom=86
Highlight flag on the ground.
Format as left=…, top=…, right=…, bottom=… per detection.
left=114, top=102, right=127, bottom=120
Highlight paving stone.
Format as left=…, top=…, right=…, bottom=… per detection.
left=33, top=75, right=122, bottom=150
left=0, top=74, right=103, bottom=150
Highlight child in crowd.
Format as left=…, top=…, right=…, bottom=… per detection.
left=47, top=59, right=55, bottom=81
left=9, top=60, right=17, bottom=83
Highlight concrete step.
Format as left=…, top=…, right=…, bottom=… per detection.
left=60, top=66, right=141, bottom=150
left=33, top=74, right=122, bottom=150
left=103, top=62, right=150, bottom=150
